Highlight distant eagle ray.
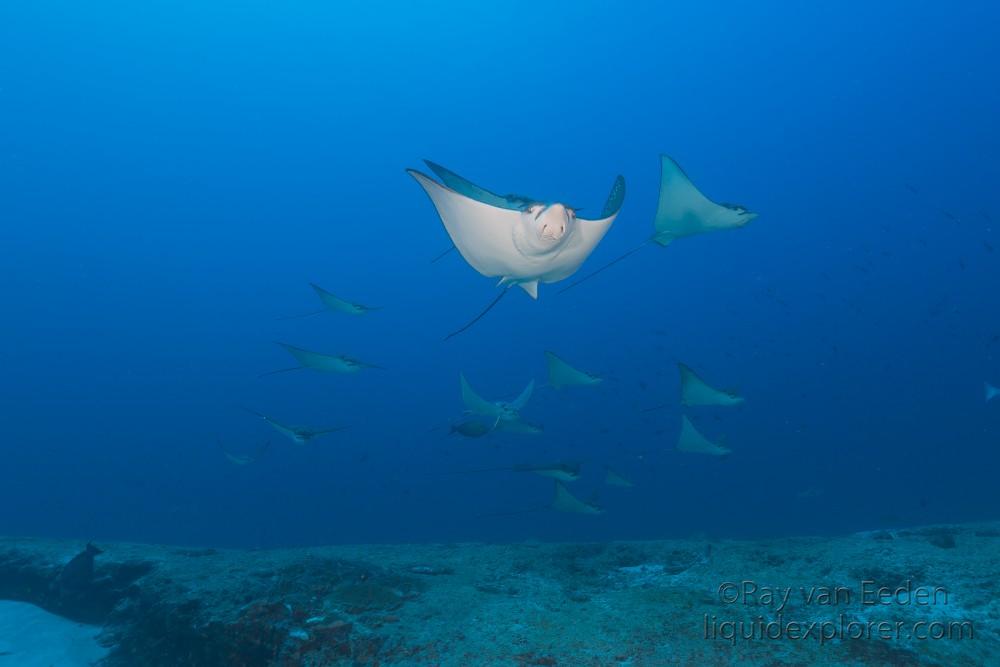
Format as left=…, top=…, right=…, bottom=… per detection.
left=559, top=154, right=756, bottom=295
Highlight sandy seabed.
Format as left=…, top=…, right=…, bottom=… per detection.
left=0, top=599, right=107, bottom=666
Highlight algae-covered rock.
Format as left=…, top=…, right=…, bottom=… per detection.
left=0, top=522, right=997, bottom=665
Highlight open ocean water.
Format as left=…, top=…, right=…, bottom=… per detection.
left=1, top=2, right=998, bottom=665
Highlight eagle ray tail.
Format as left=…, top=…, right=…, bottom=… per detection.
left=258, top=366, right=304, bottom=378
left=275, top=309, right=326, bottom=321
left=430, top=245, right=456, bottom=264
left=557, top=241, right=650, bottom=295
left=477, top=505, right=547, bottom=518
left=443, top=285, right=512, bottom=341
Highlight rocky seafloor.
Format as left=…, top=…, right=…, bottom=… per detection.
left=1, top=522, right=998, bottom=666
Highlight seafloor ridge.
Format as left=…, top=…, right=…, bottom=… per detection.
left=1, top=523, right=997, bottom=666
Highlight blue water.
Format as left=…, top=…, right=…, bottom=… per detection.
left=1, top=1, right=997, bottom=549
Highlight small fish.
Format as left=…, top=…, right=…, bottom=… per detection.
left=986, top=382, right=999, bottom=404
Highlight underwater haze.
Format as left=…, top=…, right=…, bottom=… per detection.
left=1, top=0, right=999, bottom=551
